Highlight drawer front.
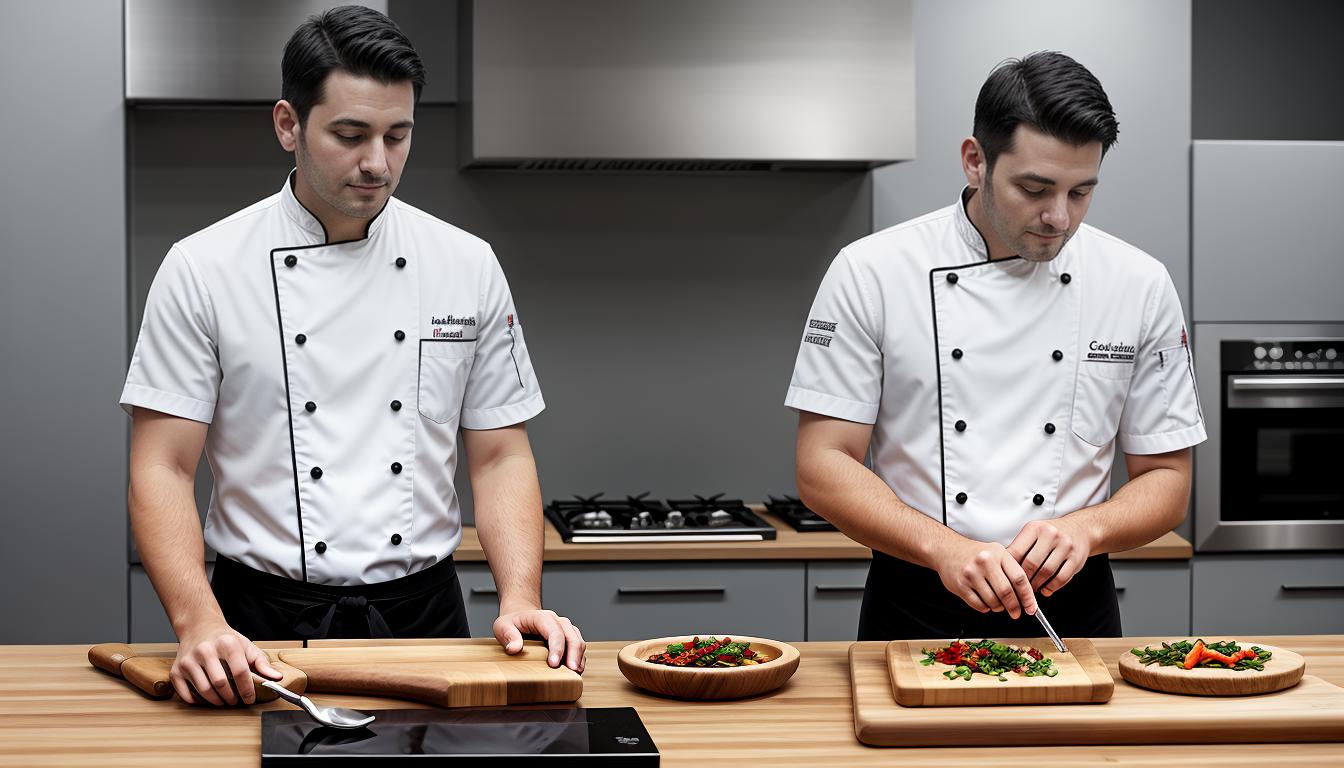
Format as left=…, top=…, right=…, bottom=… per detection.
left=1193, top=555, right=1344, bottom=635
left=1110, top=561, right=1190, bottom=637
left=453, top=562, right=500, bottom=639
left=806, top=561, right=869, bottom=641
left=542, top=562, right=805, bottom=642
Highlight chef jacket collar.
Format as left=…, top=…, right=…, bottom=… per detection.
left=954, top=186, right=991, bottom=261
left=280, top=169, right=391, bottom=244
left=952, top=186, right=1074, bottom=277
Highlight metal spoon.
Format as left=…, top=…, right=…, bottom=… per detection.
left=252, top=674, right=375, bottom=729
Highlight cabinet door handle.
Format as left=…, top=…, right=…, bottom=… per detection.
left=814, top=585, right=867, bottom=592
left=1114, top=586, right=1127, bottom=594
left=469, top=587, right=498, bottom=595
left=617, top=586, right=726, bottom=596
left=1281, top=584, right=1344, bottom=592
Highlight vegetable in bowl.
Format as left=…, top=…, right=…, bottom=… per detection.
left=645, top=636, right=773, bottom=667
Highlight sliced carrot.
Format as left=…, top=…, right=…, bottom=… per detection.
left=1183, top=640, right=1206, bottom=669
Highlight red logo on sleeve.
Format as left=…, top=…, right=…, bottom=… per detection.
left=1181, top=326, right=1188, bottom=348
left=507, top=313, right=514, bottom=328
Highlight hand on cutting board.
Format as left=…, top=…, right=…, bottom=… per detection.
left=934, top=539, right=1038, bottom=619
left=171, top=620, right=282, bottom=706
left=1007, top=518, right=1093, bottom=596
left=494, top=608, right=586, bottom=674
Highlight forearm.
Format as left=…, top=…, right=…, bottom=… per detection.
left=1062, top=465, right=1190, bottom=556
left=798, top=446, right=967, bottom=568
left=128, top=463, right=223, bottom=635
left=472, top=453, right=545, bottom=613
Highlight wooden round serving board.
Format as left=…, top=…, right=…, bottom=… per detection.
left=1119, top=641, right=1305, bottom=696
left=617, top=634, right=800, bottom=700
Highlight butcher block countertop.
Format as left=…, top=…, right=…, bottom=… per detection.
left=3, top=636, right=1339, bottom=766
left=453, top=507, right=1193, bottom=562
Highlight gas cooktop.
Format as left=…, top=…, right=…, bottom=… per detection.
left=765, top=495, right=837, bottom=532
left=546, top=493, right=777, bottom=543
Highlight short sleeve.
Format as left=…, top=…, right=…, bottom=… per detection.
left=120, top=246, right=220, bottom=423
left=460, top=250, right=545, bottom=430
left=1117, top=271, right=1207, bottom=454
left=784, top=249, right=883, bottom=424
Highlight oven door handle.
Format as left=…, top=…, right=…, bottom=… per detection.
left=1230, top=376, right=1344, bottom=390
left=1227, top=375, right=1344, bottom=409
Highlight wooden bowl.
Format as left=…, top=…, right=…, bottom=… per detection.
left=617, top=634, right=801, bottom=700
left=1119, top=640, right=1305, bottom=696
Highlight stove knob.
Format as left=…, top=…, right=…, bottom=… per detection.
left=1327, top=348, right=1338, bottom=360
left=1254, top=346, right=1267, bottom=360
left=1269, top=346, right=1283, bottom=360
left=1295, top=349, right=1304, bottom=359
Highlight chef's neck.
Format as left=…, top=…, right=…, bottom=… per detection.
left=963, top=187, right=1014, bottom=261
left=291, top=170, right=371, bottom=244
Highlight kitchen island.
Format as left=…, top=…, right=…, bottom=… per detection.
left=2, top=636, right=1339, bottom=766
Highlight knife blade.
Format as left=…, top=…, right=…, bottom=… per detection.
left=1033, top=605, right=1069, bottom=653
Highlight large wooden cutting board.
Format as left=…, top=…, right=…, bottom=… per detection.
left=277, top=642, right=582, bottom=708
left=851, top=641, right=1344, bottom=747
left=888, top=638, right=1113, bottom=706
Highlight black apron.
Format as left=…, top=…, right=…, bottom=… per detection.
left=856, top=551, right=1123, bottom=641
left=211, top=555, right=470, bottom=641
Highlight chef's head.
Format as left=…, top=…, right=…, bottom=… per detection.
left=273, top=6, right=426, bottom=231
left=960, top=52, right=1119, bottom=262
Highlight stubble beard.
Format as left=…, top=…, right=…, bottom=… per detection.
left=982, top=180, right=1066, bottom=263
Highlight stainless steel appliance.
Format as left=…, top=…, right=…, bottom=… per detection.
left=546, top=494, right=776, bottom=543
left=1194, top=323, right=1344, bottom=551
left=460, top=0, right=914, bottom=170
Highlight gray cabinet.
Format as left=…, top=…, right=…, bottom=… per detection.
left=1193, top=554, right=1344, bottom=635
left=453, top=562, right=500, bottom=638
left=1193, top=141, right=1344, bottom=323
left=540, top=562, right=805, bottom=642
left=806, top=561, right=869, bottom=641
left=1111, top=561, right=1190, bottom=636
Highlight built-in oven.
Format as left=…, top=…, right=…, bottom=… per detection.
left=1194, top=323, right=1344, bottom=551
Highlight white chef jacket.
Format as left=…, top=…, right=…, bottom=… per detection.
left=786, top=190, right=1206, bottom=547
left=121, top=173, right=545, bottom=585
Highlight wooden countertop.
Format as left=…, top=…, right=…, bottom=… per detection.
left=453, top=507, right=1193, bottom=562
left=2, top=635, right=1339, bottom=766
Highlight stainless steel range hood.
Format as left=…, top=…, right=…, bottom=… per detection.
left=459, top=0, right=914, bottom=171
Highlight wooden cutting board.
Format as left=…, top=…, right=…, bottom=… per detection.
left=851, top=641, right=1344, bottom=746
left=888, top=637, right=1113, bottom=706
left=276, top=643, right=582, bottom=708
left=1119, top=641, right=1306, bottom=695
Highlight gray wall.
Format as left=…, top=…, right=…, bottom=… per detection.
left=0, top=1, right=127, bottom=642
left=871, top=0, right=1194, bottom=535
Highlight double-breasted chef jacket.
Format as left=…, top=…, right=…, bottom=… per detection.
left=122, top=173, right=544, bottom=586
left=787, top=189, right=1206, bottom=549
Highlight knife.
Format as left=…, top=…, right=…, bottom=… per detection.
left=1032, top=605, right=1069, bottom=654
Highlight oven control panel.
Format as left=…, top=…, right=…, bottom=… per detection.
left=1223, top=339, right=1344, bottom=372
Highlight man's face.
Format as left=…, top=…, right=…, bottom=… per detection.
left=976, top=125, right=1102, bottom=262
left=292, top=70, right=415, bottom=225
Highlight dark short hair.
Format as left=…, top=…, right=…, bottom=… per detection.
left=281, top=5, right=426, bottom=126
left=973, top=51, right=1118, bottom=170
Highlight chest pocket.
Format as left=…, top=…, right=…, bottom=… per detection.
left=1071, top=361, right=1134, bottom=447
left=418, top=340, right=476, bottom=425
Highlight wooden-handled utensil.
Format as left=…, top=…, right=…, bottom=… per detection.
left=88, top=643, right=306, bottom=702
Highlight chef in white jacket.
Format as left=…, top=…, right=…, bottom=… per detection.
left=122, top=6, right=583, bottom=707
left=788, top=52, right=1205, bottom=640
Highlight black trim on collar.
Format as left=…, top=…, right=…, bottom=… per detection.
left=287, top=171, right=390, bottom=244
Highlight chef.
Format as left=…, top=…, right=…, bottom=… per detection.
left=121, top=6, right=583, bottom=708
left=788, top=52, right=1205, bottom=640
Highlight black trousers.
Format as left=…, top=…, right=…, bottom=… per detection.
left=857, top=551, right=1123, bottom=641
left=211, top=555, right=471, bottom=641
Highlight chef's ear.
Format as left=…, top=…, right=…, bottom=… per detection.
left=273, top=100, right=302, bottom=153
left=961, top=137, right=988, bottom=189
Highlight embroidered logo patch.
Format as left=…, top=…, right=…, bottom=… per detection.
left=804, top=318, right=837, bottom=347
left=430, top=314, right=476, bottom=339
left=1087, top=340, right=1136, bottom=362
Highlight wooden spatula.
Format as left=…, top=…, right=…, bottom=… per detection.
left=88, top=643, right=306, bottom=702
